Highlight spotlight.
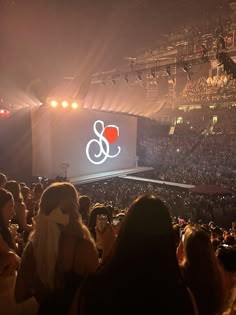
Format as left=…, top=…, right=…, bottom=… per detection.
left=71, top=102, right=79, bottom=109
left=50, top=100, right=58, bottom=108
left=62, top=101, right=69, bottom=108
left=0, top=108, right=10, bottom=118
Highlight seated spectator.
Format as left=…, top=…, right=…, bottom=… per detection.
left=15, top=182, right=99, bottom=315
left=72, top=195, right=198, bottom=315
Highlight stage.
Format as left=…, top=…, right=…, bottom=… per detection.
left=69, top=167, right=153, bottom=184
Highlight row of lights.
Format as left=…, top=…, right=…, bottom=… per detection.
left=50, top=100, right=79, bottom=109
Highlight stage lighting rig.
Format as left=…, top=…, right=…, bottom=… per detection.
left=50, top=100, right=58, bottom=108
left=61, top=101, right=69, bottom=108
left=71, top=102, right=79, bottom=109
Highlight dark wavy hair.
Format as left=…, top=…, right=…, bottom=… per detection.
left=81, top=195, right=194, bottom=315
left=5, top=180, right=23, bottom=203
left=88, top=205, right=111, bottom=240
left=0, top=188, right=15, bottom=249
left=107, top=195, right=180, bottom=277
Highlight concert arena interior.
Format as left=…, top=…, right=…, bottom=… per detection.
left=0, top=1, right=236, bottom=314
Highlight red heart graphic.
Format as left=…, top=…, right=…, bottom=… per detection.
left=104, top=126, right=118, bottom=144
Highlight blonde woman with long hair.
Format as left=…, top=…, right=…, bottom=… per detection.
left=15, top=182, right=99, bottom=315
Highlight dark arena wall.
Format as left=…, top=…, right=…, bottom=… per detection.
left=0, top=108, right=32, bottom=181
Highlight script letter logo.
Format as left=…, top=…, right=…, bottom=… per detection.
left=86, top=120, right=121, bottom=165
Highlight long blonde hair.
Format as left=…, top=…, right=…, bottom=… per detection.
left=30, top=182, right=94, bottom=289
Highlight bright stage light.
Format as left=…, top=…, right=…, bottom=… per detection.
left=50, top=100, right=58, bottom=108
left=71, top=102, right=79, bottom=109
left=62, top=101, right=69, bottom=108
left=0, top=108, right=10, bottom=118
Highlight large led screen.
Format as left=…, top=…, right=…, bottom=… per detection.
left=32, top=107, right=137, bottom=179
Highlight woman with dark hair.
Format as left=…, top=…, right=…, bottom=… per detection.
left=15, top=182, right=99, bottom=315
left=5, top=181, right=32, bottom=234
left=0, top=188, right=16, bottom=252
left=180, top=225, right=225, bottom=315
left=71, top=195, right=198, bottom=315
left=88, top=204, right=112, bottom=238
left=78, top=195, right=91, bottom=226
left=0, top=173, right=7, bottom=188
left=32, top=182, right=44, bottom=216
left=0, top=188, right=36, bottom=314
left=88, top=204, right=112, bottom=259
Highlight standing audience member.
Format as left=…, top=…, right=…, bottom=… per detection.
left=32, top=183, right=44, bottom=216
left=180, top=225, right=225, bottom=315
left=88, top=204, right=112, bottom=259
left=5, top=181, right=32, bottom=235
left=78, top=195, right=91, bottom=226
left=72, top=195, right=198, bottom=315
left=0, top=173, right=7, bottom=188
left=15, top=182, right=99, bottom=315
left=0, top=188, right=37, bottom=315
left=0, top=189, right=17, bottom=253
left=21, top=186, right=35, bottom=224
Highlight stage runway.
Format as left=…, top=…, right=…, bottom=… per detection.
left=69, top=167, right=153, bottom=184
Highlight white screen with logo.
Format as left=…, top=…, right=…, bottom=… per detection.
left=32, top=107, right=137, bottom=179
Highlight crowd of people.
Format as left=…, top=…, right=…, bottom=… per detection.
left=0, top=172, right=235, bottom=315
left=176, top=76, right=236, bottom=105
left=0, top=104, right=235, bottom=315
left=137, top=107, right=236, bottom=191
